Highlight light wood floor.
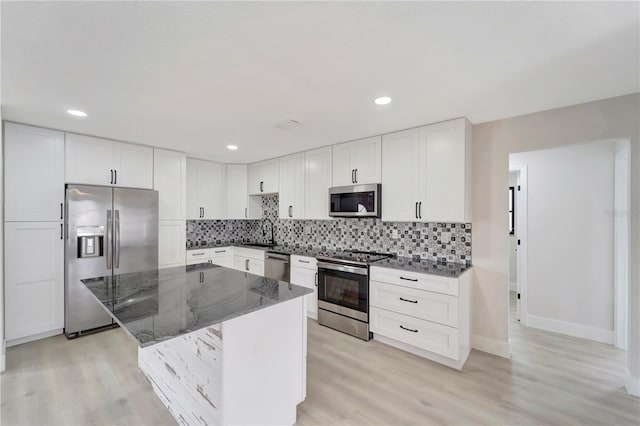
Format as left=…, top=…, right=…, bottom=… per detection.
left=2, top=295, right=639, bottom=425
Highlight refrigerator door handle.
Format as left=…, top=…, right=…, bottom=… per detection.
left=114, top=209, right=121, bottom=269
left=106, top=210, right=112, bottom=269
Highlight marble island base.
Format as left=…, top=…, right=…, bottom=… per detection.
left=138, top=297, right=306, bottom=426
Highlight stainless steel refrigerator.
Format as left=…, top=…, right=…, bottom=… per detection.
left=65, top=184, right=158, bottom=338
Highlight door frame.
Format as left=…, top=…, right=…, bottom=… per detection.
left=509, top=164, right=528, bottom=326
left=613, top=140, right=630, bottom=350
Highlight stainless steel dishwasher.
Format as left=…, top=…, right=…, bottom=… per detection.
left=265, top=252, right=290, bottom=282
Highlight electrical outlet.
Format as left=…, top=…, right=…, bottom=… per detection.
left=420, top=227, right=429, bottom=235
left=391, top=229, right=399, bottom=239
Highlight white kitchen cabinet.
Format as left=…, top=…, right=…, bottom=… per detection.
left=233, top=247, right=265, bottom=276
left=5, top=221, right=64, bottom=345
left=290, top=255, right=318, bottom=319
left=225, top=164, right=262, bottom=219
left=279, top=153, right=305, bottom=219
left=154, top=149, right=187, bottom=220
left=370, top=265, right=471, bottom=370
left=66, top=133, right=153, bottom=189
left=187, top=158, right=224, bottom=220
left=159, top=220, right=186, bottom=268
left=381, top=118, right=471, bottom=223
left=4, top=123, right=65, bottom=222
left=186, top=248, right=211, bottom=265
left=210, top=247, right=234, bottom=268
left=304, top=147, right=332, bottom=220
left=332, top=136, right=381, bottom=186
left=248, top=158, right=279, bottom=195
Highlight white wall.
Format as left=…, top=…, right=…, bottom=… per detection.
left=508, top=172, right=518, bottom=289
left=471, top=92, right=639, bottom=395
left=510, top=142, right=615, bottom=340
left=1, top=0, right=5, bottom=373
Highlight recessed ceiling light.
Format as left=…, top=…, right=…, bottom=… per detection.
left=374, top=96, right=392, bottom=105
left=227, top=145, right=238, bottom=151
left=67, top=109, right=87, bottom=117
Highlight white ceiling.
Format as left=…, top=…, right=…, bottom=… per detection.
left=2, top=1, right=639, bottom=163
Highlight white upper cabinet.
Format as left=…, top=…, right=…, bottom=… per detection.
left=113, top=142, right=154, bottom=189
left=381, top=118, right=471, bottom=223
left=187, top=158, right=224, bottom=220
left=4, top=123, right=65, bottom=222
left=279, top=153, right=305, bottom=219
left=153, top=149, right=187, bottom=220
left=304, top=146, right=332, bottom=220
left=248, top=158, right=279, bottom=195
left=225, top=164, right=261, bottom=219
left=332, top=136, right=381, bottom=186
left=66, top=133, right=153, bottom=189
left=381, top=128, right=421, bottom=222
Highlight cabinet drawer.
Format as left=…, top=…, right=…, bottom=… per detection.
left=234, top=247, right=265, bottom=261
left=291, top=255, right=317, bottom=270
left=370, top=307, right=459, bottom=360
left=370, top=281, right=458, bottom=327
left=210, top=247, right=232, bottom=257
left=186, top=249, right=210, bottom=262
left=370, top=266, right=458, bottom=296
left=234, top=256, right=265, bottom=276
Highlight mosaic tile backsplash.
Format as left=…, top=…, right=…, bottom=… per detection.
left=186, top=195, right=472, bottom=264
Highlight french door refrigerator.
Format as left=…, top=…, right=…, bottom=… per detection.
left=65, top=184, right=158, bottom=338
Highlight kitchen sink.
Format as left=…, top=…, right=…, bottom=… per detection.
left=244, top=243, right=277, bottom=248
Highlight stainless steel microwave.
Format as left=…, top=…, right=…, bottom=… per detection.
left=329, top=184, right=381, bottom=218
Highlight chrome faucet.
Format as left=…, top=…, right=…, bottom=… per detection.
left=262, top=218, right=275, bottom=245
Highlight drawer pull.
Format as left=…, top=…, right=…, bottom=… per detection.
left=192, top=253, right=205, bottom=256
left=399, top=297, right=418, bottom=304
left=400, top=325, right=419, bottom=333
left=299, top=260, right=310, bottom=264
left=400, top=276, right=418, bottom=282
left=214, top=250, right=226, bottom=253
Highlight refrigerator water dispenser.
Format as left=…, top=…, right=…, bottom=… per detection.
left=77, top=226, right=104, bottom=258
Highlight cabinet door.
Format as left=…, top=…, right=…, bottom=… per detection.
left=247, top=162, right=262, bottom=195
left=291, top=267, right=318, bottom=319
left=353, top=136, right=382, bottom=184
left=421, top=119, right=466, bottom=222
left=186, top=158, right=201, bottom=220
left=304, top=147, right=332, bottom=220
left=159, top=220, right=186, bottom=268
left=279, top=153, right=305, bottom=219
left=5, top=222, right=64, bottom=342
left=65, top=133, right=114, bottom=185
left=332, top=142, right=354, bottom=186
left=225, top=164, right=249, bottom=219
left=381, top=129, right=421, bottom=222
left=5, top=124, right=65, bottom=222
left=261, top=158, right=280, bottom=194
left=154, top=149, right=187, bottom=220
left=200, top=160, right=224, bottom=219
left=113, top=142, right=154, bottom=189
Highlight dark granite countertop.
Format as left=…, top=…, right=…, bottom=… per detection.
left=81, top=263, right=312, bottom=347
left=372, top=258, right=472, bottom=278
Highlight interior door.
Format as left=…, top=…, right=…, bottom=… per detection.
left=113, top=188, right=159, bottom=274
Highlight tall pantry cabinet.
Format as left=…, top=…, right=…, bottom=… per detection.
left=4, top=123, right=65, bottom=346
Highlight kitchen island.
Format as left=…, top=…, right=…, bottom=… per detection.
left=82, top=263, right=312, bottom=426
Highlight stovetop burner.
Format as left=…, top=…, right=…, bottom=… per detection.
left=316, top=250, right=393, bottom=266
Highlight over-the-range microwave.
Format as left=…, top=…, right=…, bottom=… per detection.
left=329, top=184, right=381, bottom=218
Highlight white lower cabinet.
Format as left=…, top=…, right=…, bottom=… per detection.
left=232, top=247, right=265, bottom=276
left=5, top=221, right=64, bottom=345
left=370, top=266, right=471, bottom=370
left=186, top=247, right=233, bottom=268
left=159, top=220, right=186, bottom=268
left=290, top=255, right=318, bottom=319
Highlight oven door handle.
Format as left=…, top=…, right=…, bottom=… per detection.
left=317, top=262, right=368, bottom=276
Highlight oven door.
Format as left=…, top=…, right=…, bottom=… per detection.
left=317, top=262, right=369, bottom=322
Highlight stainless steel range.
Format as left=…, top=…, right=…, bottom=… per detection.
left=316, top=250, right=392, bottom=340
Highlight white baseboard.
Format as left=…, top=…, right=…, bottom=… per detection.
left=509, top=281, right=517, bottom=292
left=6, top=328, right=63, bottom=348
left=527, top=315, right=613, bottom=344
left=1, top=338, right=5, bottom=372
left=471, top=335, right=511, bottom=359
left=626, top=370, right=640, bottom=397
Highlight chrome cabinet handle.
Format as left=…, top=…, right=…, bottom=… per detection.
left=214, top=250, right=226, bottom=254
left=288, top=205, right=293, bottom=217
left=114, top=210, right=120, bottom=269
left=245, top=259, right=250, bottom=271
left=192, top=252, right=205, bottom=256
left=399, top=297, right=418, bottom=304
left=400, top=325, right=418, bottom=333
left=315, top=272, right=318, bottom=287
left=106, top=210, right=112, bottom=270
left=60, top=223, right=63, bottom=240
left=400, top=276, right=418, bottom=282
left=418, top=201, right=422, bottom=219
left=299, top=260, right=310, bottom=264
